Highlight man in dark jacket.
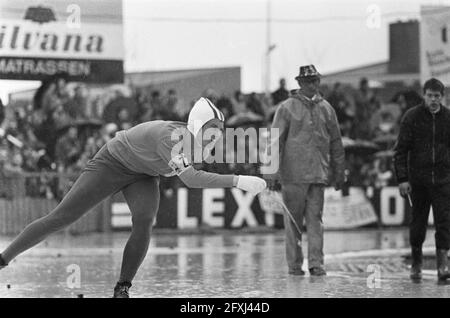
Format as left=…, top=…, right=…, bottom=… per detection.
left=394, top=78, right=450, bottom=282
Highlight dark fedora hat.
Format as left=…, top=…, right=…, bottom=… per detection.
left=295, top=64, right=321, bottom=80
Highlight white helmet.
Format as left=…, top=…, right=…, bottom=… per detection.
left=187, top=97, right=225, bottom=138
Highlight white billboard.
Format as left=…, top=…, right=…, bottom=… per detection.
left=420, top=6, right=450, bottom=86
left=0, top=0, right=124, bottom=83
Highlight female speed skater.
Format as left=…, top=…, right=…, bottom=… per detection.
left=0, top=97, right=267, bottom=298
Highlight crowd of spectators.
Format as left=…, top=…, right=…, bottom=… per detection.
left=322, top=78, right=424, bottom=189
left=0, top=73, right=427, bottom=200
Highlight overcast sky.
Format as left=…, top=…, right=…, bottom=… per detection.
left=1, top=0, right=450, bottom=102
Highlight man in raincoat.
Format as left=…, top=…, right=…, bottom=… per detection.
left=266, top=65, right=345, bottom=276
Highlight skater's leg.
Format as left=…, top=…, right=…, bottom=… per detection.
left=1, top=169, right=125, bottom=263
left=118, top=177, right=160, bottom=284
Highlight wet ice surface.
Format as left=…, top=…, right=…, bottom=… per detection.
left=0, top=228, right=449, bottom=298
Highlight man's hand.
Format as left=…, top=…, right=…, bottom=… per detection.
left=334, top=180, right=345, bottom=191
left=398, top=181, right=411, bottom=197
left=265, top=178, right=282, bottom=191
left=333, top=174, right=347, bottom=191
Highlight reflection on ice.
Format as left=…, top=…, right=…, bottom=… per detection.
left=0, top=228, right=446, bottom=298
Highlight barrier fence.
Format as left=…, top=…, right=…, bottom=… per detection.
left=0, top=172, right=110, bottom=235
left=0, top=173, right=426, bottom=235
left=111, top=185, right=423, bottom=230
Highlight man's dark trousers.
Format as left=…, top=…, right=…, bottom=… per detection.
left=410, top=182, right=450, bottom=250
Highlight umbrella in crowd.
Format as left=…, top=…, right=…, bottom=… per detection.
left=226, top=111, right=265, bottom=128
left=343, top=137, right=380, bottom=156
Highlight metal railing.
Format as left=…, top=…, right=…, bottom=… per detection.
left=0, top=172, right=110, bottom=235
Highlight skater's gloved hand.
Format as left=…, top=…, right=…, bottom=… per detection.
left=236, top=175, right=267, bottom=195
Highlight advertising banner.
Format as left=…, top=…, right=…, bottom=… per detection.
left=0, top=0, right=124, bottom=83
left=110, top=187, right=427, bottom=230
left=420, top=6, right=450, bottom=86
left=322, top=188, right=378, bottom=229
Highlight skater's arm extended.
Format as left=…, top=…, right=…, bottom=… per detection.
left=157, top=138, right=235, bottom=188
left=158, top=138, right=266, bottom=193
left=169, top=154, right=266, bottom=194
left=178, top=164, right=235, bottom=188
left=179, top=166, right=266, bottom=194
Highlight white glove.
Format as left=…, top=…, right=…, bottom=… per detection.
left=236, top=175, right=267, bottom=195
